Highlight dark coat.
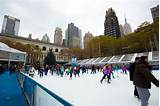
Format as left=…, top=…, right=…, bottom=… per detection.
left=133, top=61, right=159, bottom=89
left=129, top=62, right=136, bottom=81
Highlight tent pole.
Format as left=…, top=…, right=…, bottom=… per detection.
left=24, top=54, right=27, bottom=66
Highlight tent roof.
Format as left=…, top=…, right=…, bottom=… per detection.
left=0, top=42, right=26, bottom=54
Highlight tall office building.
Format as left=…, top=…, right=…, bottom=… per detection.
left=123, top=18, right=132, bottom=35
left=119, top=24, right=124, bottom=37
left=79, top=29, right=82, bottom=48
left=65, top=23, right=81, bottom=48
left=1, top=15, right=20, bottom=36
left=54, top=27, right=63, bottom=45
left=41, top=33, right=50, bottom=43
left=151, top=5, right=159, bottom=21
left=104, top=8, right=121, bottom=38
left=83, top=32, right=93, bottom=49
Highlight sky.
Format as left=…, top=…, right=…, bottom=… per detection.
left=0, top=0, right=159, bottom=43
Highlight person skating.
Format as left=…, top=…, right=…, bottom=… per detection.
left=73, top=66, right=77, bottom=77
left=55, top=64, right=61, bottom=76
left=133, top=56, right=159, bottom=106
left=129, top=57, right=140, bottom=99
left=100, top=64, right=111, bottom=84
left=114, top=64, right=119, bottom=78
left=69, top=67, right=73, bottom=79
left=76, top=65, right=80, bottom=77
left=82, top=65, right=86, bottom=75
left=122, top=65, right=128, bottom=74
left=50, top=65, right=54, bottom=75
left=91, top=65, right=96, bottom=74
left=65, top=66, right=71, bottom=76
left=44, top=64, right=49, bottom=76
left=29, top=65, right=35, bottom=77
left=60, top=65, right=65, bottom=77
left=97, top=65, right=100, bottom=72
left=110, top=64, right=115, bottom=79
left=39, top=65, right=44, bottom=77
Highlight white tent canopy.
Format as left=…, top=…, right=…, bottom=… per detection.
left=0, top=42, right=26, bottom=54
left=0, top=42, right=26, bottom=64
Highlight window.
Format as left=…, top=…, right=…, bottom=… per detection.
left=60, top=49, right=63, bottom=52
left=36, top=45, right=39, bottom=48
left=55, top=48, right=58, bottom=52
left=42, top=46, right=46, bottom=51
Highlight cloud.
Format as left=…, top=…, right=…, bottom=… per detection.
left=0, top=0, right=159, bottom=43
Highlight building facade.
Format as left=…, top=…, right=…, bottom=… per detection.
left=104, top=8, right=121, bottom=38
left=1, top=15, right=20, bottom=36
left=54, top=27, right=63, bottom=45
left=83, top=32, right=93, bottom=49
left=151, top=5, right=159, bottom=21
left=68, top=36, right=81, bottom=48
left=65, top=23, right=81, bottom=48
left=123, top=18, right=132, bottom=35
left=0, top=34, right=70, bottom=64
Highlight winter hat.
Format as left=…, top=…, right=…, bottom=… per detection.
left=140, top=56, right=148, bottom=61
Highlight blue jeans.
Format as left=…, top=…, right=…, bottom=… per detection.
left=136, top=86, right=150, bottom=106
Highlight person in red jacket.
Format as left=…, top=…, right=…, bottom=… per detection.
left=133, top=56, right=159, bottom=106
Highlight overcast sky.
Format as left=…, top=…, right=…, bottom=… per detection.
left=0, top=0, right=158, bottom=43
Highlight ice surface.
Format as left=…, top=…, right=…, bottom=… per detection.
left=30, top=70, right=159, bottom=106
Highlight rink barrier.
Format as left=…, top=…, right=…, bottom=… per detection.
left=16, top=72, right=73, bottom=106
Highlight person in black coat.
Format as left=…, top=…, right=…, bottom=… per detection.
left=129, top=57, right=140, bottom=98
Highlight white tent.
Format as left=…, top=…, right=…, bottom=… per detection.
left=0, top=42, right=26, bottom=54
left=0, top=42, right=26, bottom=65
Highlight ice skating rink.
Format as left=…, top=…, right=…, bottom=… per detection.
left=32, top=70, right=159, bottom=106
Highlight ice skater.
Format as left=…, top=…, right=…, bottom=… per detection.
left=129, top=57, right=140, bottom=99
left=133, top=56, right=159, bottom=106
left=100, top=64, right=111, bottom=84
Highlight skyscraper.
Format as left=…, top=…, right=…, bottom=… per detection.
left=83, top=32, right=93, bottom=49
left=41, top=33, right=50, bottom=43
left=1, top=15, right=20, bottom=36
left=151, top=5, right=159, bottom=22
left=65, top=23, right=82, bottom=48
left=123, top=17, right=132, bottom=35
left=54, top=27, right=63, bottom=45
left=79, top=29, right=82, bottom=48
left=104, top=8, right=121, bottom=38
left=119, top=24, right=124, bottom=37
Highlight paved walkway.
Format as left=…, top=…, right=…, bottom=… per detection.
left=0, top=70, right=27, bottom=106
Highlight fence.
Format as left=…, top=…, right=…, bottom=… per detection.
left=16, top=72, right=72, bottom=106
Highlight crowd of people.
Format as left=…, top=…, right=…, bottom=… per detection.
left=0, top=61, right=130, bottom=81
left=0, top=55, right=159, bottom=106
left=21, top=63, right=129, bottom=81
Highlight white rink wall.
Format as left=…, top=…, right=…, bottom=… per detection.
left=30, top=70, right=159, bottom=106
